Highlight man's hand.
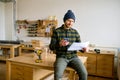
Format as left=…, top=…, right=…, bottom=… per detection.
left=59, top=39, right=69, bottom=46
left=80, top=47, right=87, bottom=53
left=82, top=48, right=87, bottom=52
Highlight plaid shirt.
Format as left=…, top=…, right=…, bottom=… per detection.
left=49, top=25, right=81, bottom=58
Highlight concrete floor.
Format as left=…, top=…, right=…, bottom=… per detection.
left=0, top=61, right=6, bottom=80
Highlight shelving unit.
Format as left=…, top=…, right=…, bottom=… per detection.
left=27, top=20, right=39, bottom=37
left=16, top=20, right=58, bottom=37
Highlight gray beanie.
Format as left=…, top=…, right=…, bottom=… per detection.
left=63, top=10, right=75, bottom=22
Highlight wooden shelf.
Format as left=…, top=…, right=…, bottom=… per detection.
left=0, top=55, right=10, bottom=61
left=16, top=20, right=58, bottom=37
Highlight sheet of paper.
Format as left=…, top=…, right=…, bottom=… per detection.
left=68, top=41, right=89, bottom=51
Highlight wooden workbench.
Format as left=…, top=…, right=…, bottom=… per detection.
left=0, top=44, right=21, bottom=60
left=6, top=53, right=87, bottom=80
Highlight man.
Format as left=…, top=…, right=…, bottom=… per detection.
left=49, top=10, right=87, bottom=80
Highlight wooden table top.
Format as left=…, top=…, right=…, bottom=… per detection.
left=7, top=53, right=87, bottom=70
left=0, top=43, right=20, bottom=48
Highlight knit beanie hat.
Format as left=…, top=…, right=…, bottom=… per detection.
left=63, top=10, right=75, bottom=22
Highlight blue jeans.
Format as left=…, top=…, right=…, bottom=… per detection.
left=54, top=56, right=88, bottom=80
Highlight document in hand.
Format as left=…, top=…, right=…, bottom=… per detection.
left=68, top=41, right=89, bottom=51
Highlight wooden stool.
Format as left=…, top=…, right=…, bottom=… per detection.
left=66, top=67, right=76, bottom=80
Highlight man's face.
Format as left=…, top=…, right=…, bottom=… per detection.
left=64, top=19, right=74, bottom=28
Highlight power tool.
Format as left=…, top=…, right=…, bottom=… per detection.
left=34, top=49, right=43, bottom=63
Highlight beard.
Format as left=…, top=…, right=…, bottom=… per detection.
left=64, top=24, right=72, bottom=29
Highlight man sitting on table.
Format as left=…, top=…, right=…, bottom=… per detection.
left=49, top=10, right=87, bottom=80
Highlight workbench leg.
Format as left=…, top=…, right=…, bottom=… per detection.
left=6, top=61, right=11, bottom=80
left=19, top=47, right=22, bottom=56
left=10, top=47, right=14, bottom=58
